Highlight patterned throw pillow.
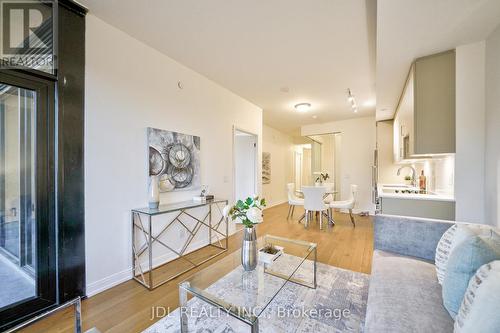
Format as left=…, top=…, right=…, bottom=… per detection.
left=455, top=261, right=500, bottom=332
left=435, top=224, right=457, bottom=284
left=442, top=235, right=500, bottom=318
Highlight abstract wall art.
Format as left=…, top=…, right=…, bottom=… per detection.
left=262, top=152, right=271, bottom=184
left=147, top=127, right=201, bottom=192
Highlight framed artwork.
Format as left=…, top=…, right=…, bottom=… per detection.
left=148, top=127, right=201, bottom=192
left=262, top=152, right=271, bottom=184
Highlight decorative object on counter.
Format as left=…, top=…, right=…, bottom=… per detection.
left=224, top=196, right=267, bottom=271
left=193, top=185, right=210, bottom=202
left=147, top=127, right=201, bottom=192
left=148, top=175, right=160, bottom=209
left=404, top=175, right=412, bottom=186
left=314, top=172, right=330, bottom=185
left=258, top=243, right=284, bottom=264
left=262, top=152, right=271, bottom=184
left=419, top=170, right=427, bottom=191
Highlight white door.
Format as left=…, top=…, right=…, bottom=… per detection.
left=234, top=130, right=257, bottom=200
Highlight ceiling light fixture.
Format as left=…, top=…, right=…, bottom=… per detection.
left=347, top=88, right=358, bottom=113
left=294, top=103, right=311, bottom=112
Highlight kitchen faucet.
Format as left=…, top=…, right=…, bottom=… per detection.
left=397, top=165, right=417, bottom=187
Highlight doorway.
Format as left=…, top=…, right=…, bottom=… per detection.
left=233, top=129, right=258, bottom=201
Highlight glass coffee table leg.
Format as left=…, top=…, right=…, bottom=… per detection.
left=179, top=282, right=189, bottom=333
left=251, top=318, right=259, bottom=333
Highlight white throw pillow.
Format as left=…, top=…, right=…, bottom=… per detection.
left=454, top=261, right=500, bottom=332
left=435, top=224, right=493, bottom=284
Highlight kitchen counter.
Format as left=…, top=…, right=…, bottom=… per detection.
left=378, top=184, right=455, bottom=202
left=377, top=184, right=455, bottom=220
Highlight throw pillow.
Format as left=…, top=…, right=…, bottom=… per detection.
left=455, top=261, right=500, bottom=332
left=442, top=235, right=500, bottom=318
left=435, top=224, right=492, bottom=284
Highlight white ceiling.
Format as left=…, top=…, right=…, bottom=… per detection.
left=78, top=0, right=377, bottom=134
left=376, top=0, right=500, bottom=121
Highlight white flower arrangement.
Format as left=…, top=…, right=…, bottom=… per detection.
left=223, top=196, right=266, bottom=228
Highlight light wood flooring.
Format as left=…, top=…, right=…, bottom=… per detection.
left=19, top=203, right=373, bottom=333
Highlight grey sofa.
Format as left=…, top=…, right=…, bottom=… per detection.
left=365, top=214, right=455, bottom=333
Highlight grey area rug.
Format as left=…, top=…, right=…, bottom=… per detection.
left=144, top=260, right=369, bottom=333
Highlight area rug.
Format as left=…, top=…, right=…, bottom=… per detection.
left=144, top=257, right=369, bottom=333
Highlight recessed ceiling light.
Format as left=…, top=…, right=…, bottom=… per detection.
left=294, top=103, right=311, bottom=112
left=312, top=115, right=318, bottom=119
left=363, top=100, right=376, bottom=107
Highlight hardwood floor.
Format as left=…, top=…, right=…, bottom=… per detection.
left=19, top=203, right=373, bottom=333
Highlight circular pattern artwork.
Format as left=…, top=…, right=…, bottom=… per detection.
left=149, top=147, right=165, bottom=176
left=147, top=128, right=200, bottom=192
left=168, top=144, right=191, bottom=168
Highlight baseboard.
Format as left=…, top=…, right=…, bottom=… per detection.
left=264, top=200, right=288, bottom=209
left=86, top=237, right=232, bottom=297
left=86, top=268, right=132, bottom=297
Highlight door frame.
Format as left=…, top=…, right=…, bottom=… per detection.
left=232, top=126, right=259, bottom=203
left=0, top=70, right=57, bottom=329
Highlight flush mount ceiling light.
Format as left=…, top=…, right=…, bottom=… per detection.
left=294, top=103, right=311, bottom=112
left=347, top=88, right=358, bottom=113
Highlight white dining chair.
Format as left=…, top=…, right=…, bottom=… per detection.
left=328, top=184, right=358, bottom=227
left=299, top=186, right=330, bottom=229
left=323, top=182, right=335, bottom=203
left=286, top=183, right=304, bottom=219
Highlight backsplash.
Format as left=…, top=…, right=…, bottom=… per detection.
left=409, top=155, right=455, bottom=195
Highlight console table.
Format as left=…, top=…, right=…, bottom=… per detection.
left=131, top=199, right=228, bottom=290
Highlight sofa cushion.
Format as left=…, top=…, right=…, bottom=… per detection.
left=455, top=261, right=500, bottom=333
left=365, top=250, right=453, bottom=333
left=442, top=235, right=500, bottom=318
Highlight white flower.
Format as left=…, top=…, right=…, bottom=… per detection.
left=246, top=207, right=263, bottom=224
left=222, top=205, right=231, bottom=218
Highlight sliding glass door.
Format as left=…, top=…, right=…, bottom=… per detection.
left=0, top=71, right=56, bottom=328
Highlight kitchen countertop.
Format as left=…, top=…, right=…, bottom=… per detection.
left=378, top=184, right=455, bottom=202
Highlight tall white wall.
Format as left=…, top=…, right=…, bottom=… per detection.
left=376, top=120, right=400, bottom=184
left=301, top=117, right=376, bottom=214
left=485, top=24, right=500, bottom=228
left=85, top=15, right=262, bottom=296
left=455, top=41, right=486, bottom=224
left=262, top=125, right=294, bottom=207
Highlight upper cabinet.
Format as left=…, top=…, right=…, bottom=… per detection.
left=393, top=50, right=456, bottom=163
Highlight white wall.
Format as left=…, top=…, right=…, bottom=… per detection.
left=485, top=24, right=500, bottom=228
left=301, top=117, right=376, bottom=214
left=85, top=15, right=262, bottom=296
left=376, top=120, right=400, bottom=184
left=455, top=41, right=486, bottom=224
left=262, top=125, right=294, bottom=207
left=234, top=133, right=257, bottom=200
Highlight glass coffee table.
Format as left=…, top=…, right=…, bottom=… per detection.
left=179, top=234, right=317, bottom=333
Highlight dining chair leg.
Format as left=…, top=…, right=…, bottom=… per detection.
left=327, top=209, right=335, bottom=226
left=319, top=212, right=323, bottom=230
left=287, top=205, right=292, bottom=219
left=298, top=213, right=305, bottom=223
left=291, top=205, right=295, bottom=217
left=349, top=209, right=356, bottom=227
left=305, top=210, right=309, bottom=228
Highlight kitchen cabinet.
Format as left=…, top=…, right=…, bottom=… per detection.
left=393, top=50, right=456, bottom=163
left=380, top=197, right=455, bottom=221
